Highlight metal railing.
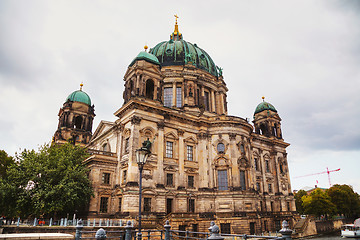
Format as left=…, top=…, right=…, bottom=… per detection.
left=75, top=220, right=293, bottom=240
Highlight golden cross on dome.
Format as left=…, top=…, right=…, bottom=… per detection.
left=80, top=82, right=84, bottom=91
left=174, top=14, right=179, bottom=24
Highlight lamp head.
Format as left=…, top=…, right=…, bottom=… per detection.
left=136, top=139, right=152, bottom=165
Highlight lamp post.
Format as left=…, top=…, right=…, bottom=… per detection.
left=136, top=139, right=152, bottom=240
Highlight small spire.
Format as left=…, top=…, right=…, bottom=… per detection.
left=80, top=82, right=84, bottom=91
left=262, top=96, right=265, bottom=102
left=144, top=45, right=148, bottom=52
left=171, top=14, right=182, bottom=40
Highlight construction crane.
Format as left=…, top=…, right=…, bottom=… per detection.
left=294, top=167, right=340, bottom=187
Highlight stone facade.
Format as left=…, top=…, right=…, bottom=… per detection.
left=57, top=21, right=296, bottom=234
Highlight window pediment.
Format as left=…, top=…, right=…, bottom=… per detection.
left=164, top=131, right=178, bottom=140
left=214, top=157, right=230, bottom=167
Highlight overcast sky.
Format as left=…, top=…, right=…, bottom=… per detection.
left=1, top=0, right=359, bottom=193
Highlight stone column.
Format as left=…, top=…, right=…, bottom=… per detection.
left=260, top=150, right=267, bottom=193
left=136, top=74, right=140, bottom=96
left=211, top=90, right=216, bottom=113
left=178, top=129, right=185, bottom=186
left=172, top=82, right=176, bottom=107
left=116, top=125, right=124, bottom=186
left=128, top=116, right=141, bottom=183
left=153, top=79, right=158, bottom=101
left=273, top=152, right=282, bottom=194
left=219, top=92, right=224, bottom=114
left=207, top=135, right=214, bottom=188
left=229, top=134, right=239, bottom=188
left=157, top=122, right=165, bottom=185
left=198, top=132, right=209, bottom=188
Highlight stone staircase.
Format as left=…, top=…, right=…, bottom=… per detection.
left=293, top=216, right=311, bottom=234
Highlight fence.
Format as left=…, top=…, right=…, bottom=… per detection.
left=0, top=217, right=134, bottom=227
left=74, top=219, right=293, bottom=240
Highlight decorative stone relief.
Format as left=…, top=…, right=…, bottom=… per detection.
left=131, top=116, right=141, bottom=125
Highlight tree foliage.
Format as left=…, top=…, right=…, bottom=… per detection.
left=295, top=189, right=307, bottom=214
left=302, top=189, right=336, bottom=217
left=0, top=143, right=92, bottom=218
left=0, top=150, right=15, bottom=178
left=327, top=184, right=360, bottom=218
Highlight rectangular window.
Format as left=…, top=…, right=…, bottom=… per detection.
left=268, top=184, right=272, bottom=193
left=188, top=199, right=195, bottom=212
left=166, top=173, right=173, bottom=187
left=176, top=87, right=182, bottom=107
left=188, top=175, right=194, bottom=188
left=144, top=198, right=151, bottom=212
left=240, top=170, right=246, bottom=190
left=100, top=197, right=108, bottom=213
left=256, top=182, right=261, bottom=192
left=123, top=170, right=127, bottom=184
left=102, top=173, right=110, bottom=184
left=187, top=145, right=193, bottom=161
left=164, top=87, right=173, bottom=107
left=204, top=91, right=210, bottom=111
left=271, top=202, right=274, bottom=212
left=166, top=141, right=173, bottom=158
left=218, top=170, right=228, bottom=190
left=220, top=223, right=231, bottom=234
left=287, top=202, right=291, bottom=211
left=264, top=220, right=267, bottom=232
left=254, top=158, right=259, bottom=171
left=265, top=160, right=270, bottom=172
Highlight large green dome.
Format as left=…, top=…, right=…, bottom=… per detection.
left=66, top=90, right=91, bottom=106
left=254, top=100, right=277, bottom=115
left=149, top=24, right=219, bottom=77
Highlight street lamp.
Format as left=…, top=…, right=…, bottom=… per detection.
left=136, top=139, right=152, bottom=240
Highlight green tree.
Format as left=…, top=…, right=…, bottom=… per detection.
left=0, top=143, right=92, bottom=218
left=0, top=150, right=15, bottom=178
left=302, top=189, right=336, bottom=217
left=327, top=184, right=360, bottom=218
left=295, top=189, right=307, bottom=214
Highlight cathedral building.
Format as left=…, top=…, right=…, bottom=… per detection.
left=55, top=19, right=295, bottom=234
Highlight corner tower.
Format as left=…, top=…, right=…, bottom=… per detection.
left=54, top=84, right=95, bottom=145
left=253, top=97, right=282, bottom=139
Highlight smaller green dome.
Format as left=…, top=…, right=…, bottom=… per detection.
left=254, top=101, right=277, bottom=115
left=66, top=90, right=91, bottom=106
left=129, top=51, right=160, bottom=67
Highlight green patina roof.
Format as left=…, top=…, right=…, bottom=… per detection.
left=129, top=51, right=161, bottom=67
left=254, top=101, right=277, bottom=115
left=66, top=90, right=91, bottom=105
left=149, top=38, right=220, bottom=77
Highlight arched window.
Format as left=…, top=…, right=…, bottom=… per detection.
left=145, top=79, right=154, bottom=99
left=74, top=116, right=82, bottom=129
left=240, top=170, right=246, bottom=190
left=265, top=160, right=270, bottom=173
left=102, top=143, right=109, bottom=152
left=254, top=157, right=260, bottom=171
left=240, top=144, right=245, bottom=154
left=260, top=123, right=268, bottom=136
left=130, top=80, right=134, bottom=96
